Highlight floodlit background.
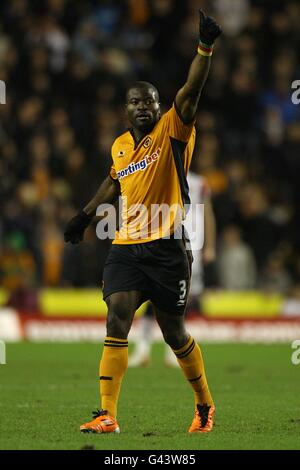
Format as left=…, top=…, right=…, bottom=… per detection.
left=0, top=0, right=300, bottom=341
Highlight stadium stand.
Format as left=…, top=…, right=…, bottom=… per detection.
left=0, top=0, right=300, bottom=316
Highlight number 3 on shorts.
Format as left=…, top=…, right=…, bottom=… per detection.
left=178, top=280, right=187, bottom=306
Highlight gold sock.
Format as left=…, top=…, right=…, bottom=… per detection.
left=173, top=336, right=213, bottom=407
left=99, top=336, right=128, bottom=418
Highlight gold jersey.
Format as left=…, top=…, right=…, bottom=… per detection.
left=110, top=104, right=196, bottom=244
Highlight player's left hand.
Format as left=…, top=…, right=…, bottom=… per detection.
left=64, top=210, right=92, bottom=244
left=199, top=10, right=222, bottom=46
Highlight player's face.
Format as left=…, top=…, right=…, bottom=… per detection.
left=126, top=88, right=161, bottom=132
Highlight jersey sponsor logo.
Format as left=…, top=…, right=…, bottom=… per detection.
left=117, top=147, right=161, bottom=180
left=143, top=136, right=152, bottom=148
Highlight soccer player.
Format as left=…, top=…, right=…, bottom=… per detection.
left=64, top=10, right=221, bottom=434
left=128, top=172, right=216, bottom=368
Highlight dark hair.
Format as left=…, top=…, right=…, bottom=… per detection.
left=126, top=81, right=160, bottom=102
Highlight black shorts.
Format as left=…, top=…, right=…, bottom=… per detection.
left=103, top=237, right=192, bottom=315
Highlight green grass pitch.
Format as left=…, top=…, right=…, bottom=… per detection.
left=0, top=342, right=299, bottom=450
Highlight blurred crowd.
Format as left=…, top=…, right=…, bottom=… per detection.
left=0, top=0, right=300, bottom=304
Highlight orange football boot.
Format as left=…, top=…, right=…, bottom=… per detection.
left=189, top=404, right=215, bottom=433
left=80, top=409, right=120, bottom=434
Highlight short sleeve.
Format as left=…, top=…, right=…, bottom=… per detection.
left=110, top=163, right=118, bottom=180
left=110, top=140, right=118, bottom=180
left=163, top=103, right=196, bottom=142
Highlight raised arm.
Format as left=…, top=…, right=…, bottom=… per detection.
left=64, top=176, right=120, bottom=244
left=175, top=10, right=221, bottom=123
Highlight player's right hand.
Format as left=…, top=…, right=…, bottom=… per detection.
left=199, top=10, right=222, bottom=46
left=64, top=210, right=92, bottom=244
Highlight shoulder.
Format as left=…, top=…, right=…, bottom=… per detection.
left=111, top=131, right=132, bottom=157
left=165, top=103, right=196, bottom=126
left=161, top=103, right=196, bottom=142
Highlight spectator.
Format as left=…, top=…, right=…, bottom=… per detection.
left=237, top=183, right=287, bottom=269
left=218, top=225, right=257, bottom=290
left=259, top=255, right=293, bottom=294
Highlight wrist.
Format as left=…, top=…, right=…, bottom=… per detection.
left=198, top=40, right=214, bottom=57
left=80, top=209, right=93, bottom=223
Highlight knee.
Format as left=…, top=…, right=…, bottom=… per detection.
left=162, top=330, right=189, bottom=350
left=106, top=297, right=130, bottom=321
left=105, top=298, right=132, bottom=338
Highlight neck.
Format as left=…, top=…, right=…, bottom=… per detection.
left=131, top=127, right=147, bottom=146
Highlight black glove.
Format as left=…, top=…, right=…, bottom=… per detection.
left=199, top=10, right=222, bottom=46
left=64, top=210, right=93, bottom=244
